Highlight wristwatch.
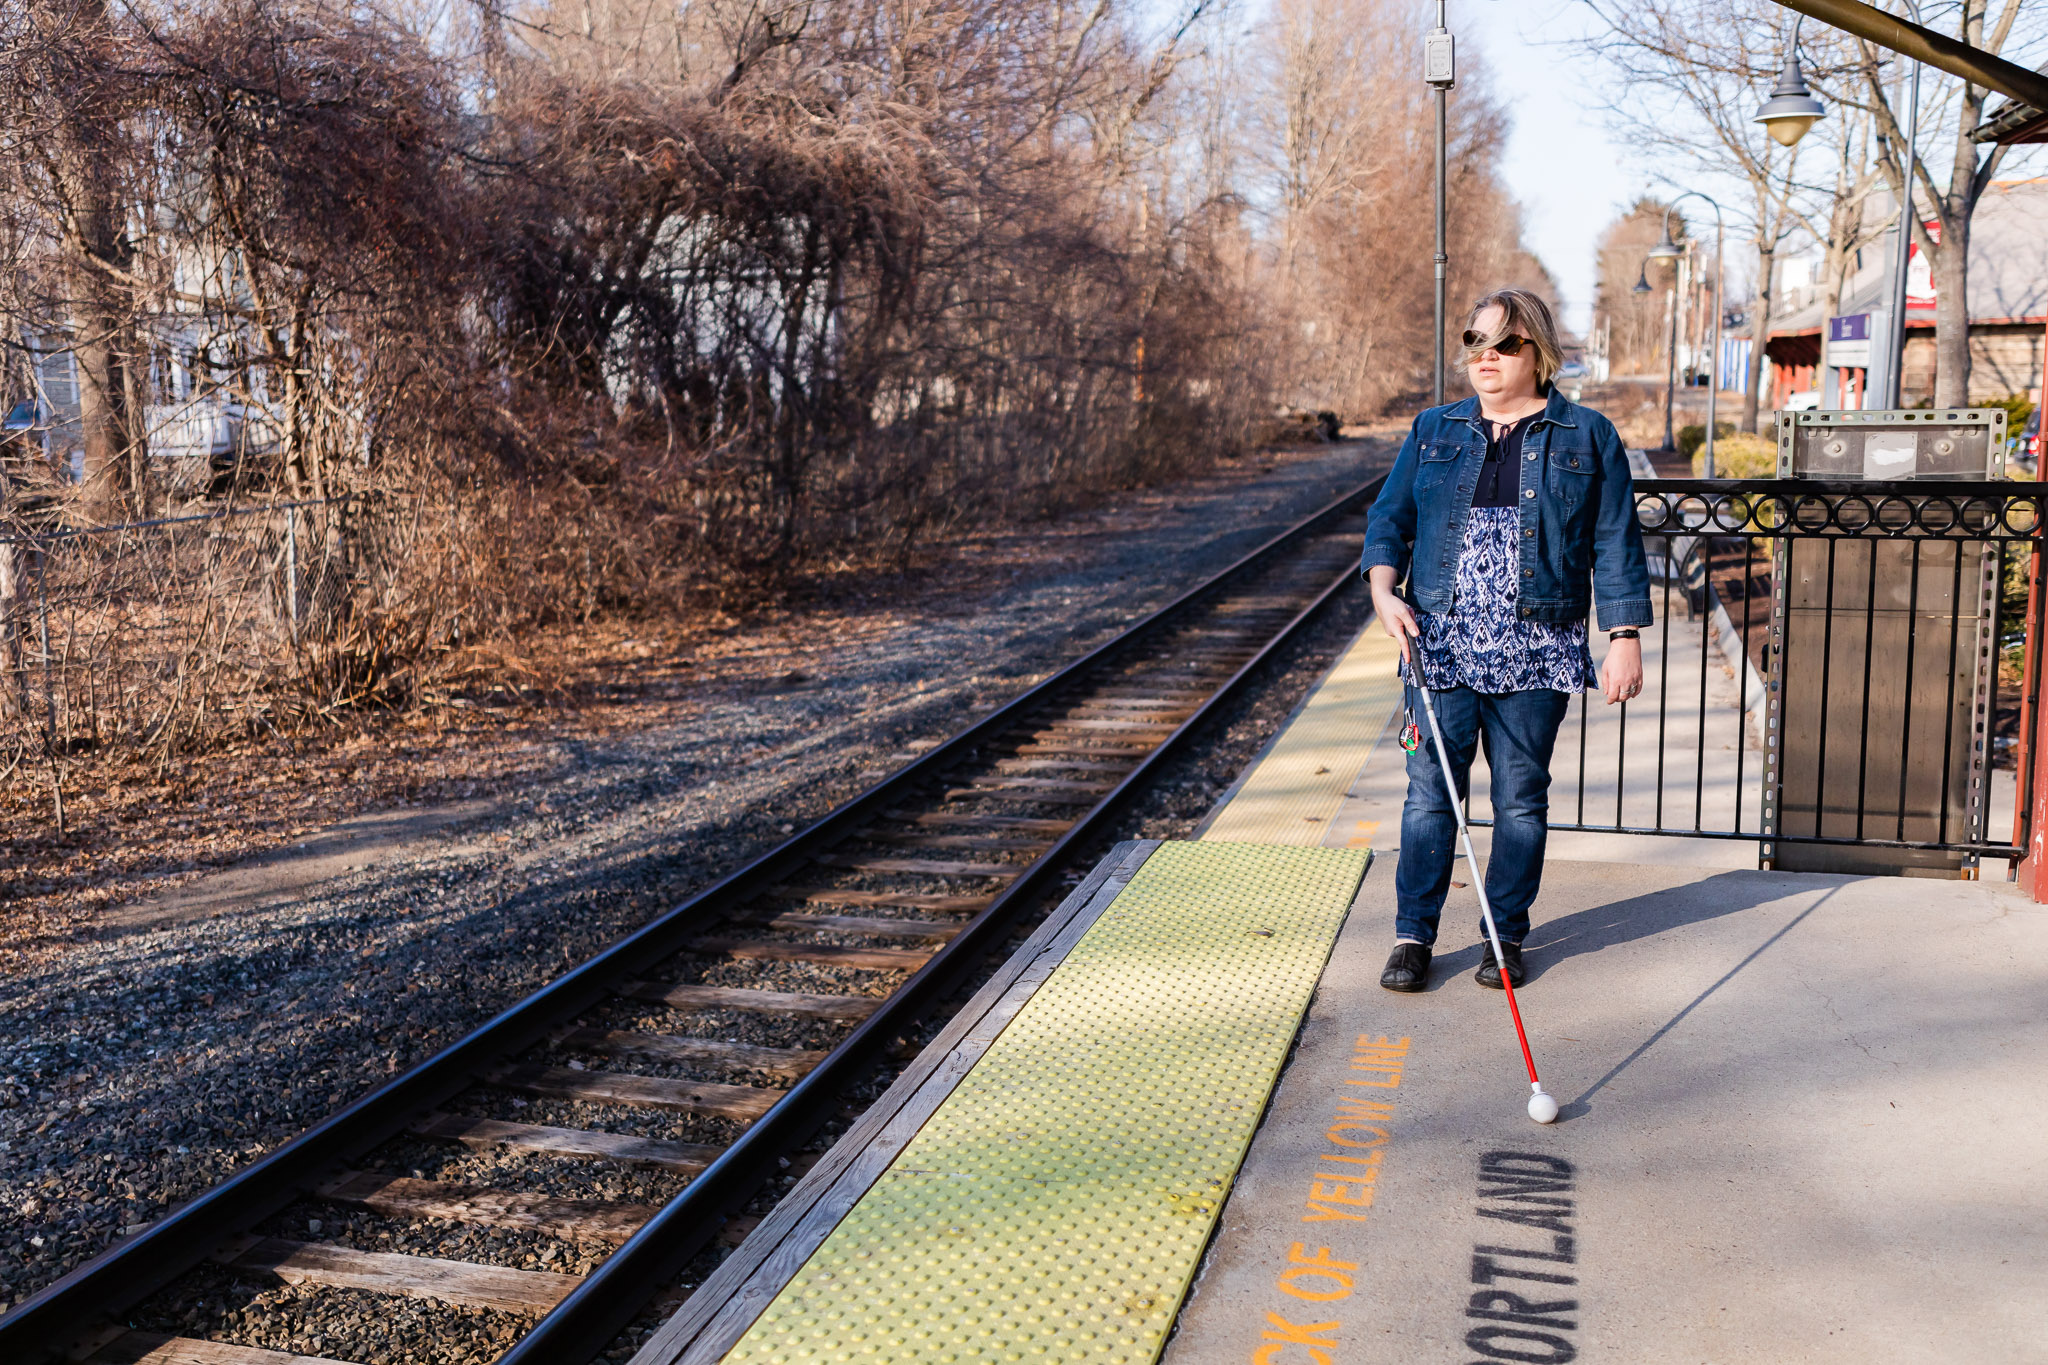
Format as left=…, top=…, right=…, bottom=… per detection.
left=1608, top=628, right=1640, bottom=640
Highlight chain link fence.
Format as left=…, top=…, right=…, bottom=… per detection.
left=0, top=497, right=362, bottom=815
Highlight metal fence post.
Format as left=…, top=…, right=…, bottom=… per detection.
left=2015, top=533, right=2048, bottom=897
left=285, top=503, right=299, bottom=643
left=35, top=548, right=62, bottom=832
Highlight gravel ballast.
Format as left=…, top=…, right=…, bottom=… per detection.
left=0, top=441, right=1393, bottom=1332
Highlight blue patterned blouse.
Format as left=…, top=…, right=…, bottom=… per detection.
left=1402, top=507, right=1597, bottom=695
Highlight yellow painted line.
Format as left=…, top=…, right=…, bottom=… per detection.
left=719, top=841, right=1371, bottom=1365
left=1200, top=626, right=1406, bottom=846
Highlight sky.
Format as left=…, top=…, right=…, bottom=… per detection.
left=1462, top=2, right=1642, bottom=336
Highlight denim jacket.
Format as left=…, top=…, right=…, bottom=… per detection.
left=1360, top=389, right=1652, bottom=631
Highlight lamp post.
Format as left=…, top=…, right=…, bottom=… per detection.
left=1425, top=3, right=1455, bottom=404
left=1876, top=0, right=1923, bottom=409
left=1754, top=16, right=1827, bottom=149
left=1651, top=193, right=1727, bottom=476
left=1631, top=266, right=1660, bottom=449
left=1637, top=248, right=1682, bottom=455
left=1748, top=18, right=1823, bottom=445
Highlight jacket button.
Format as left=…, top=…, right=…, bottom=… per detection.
left=1523, top=528, right=1535, bottom=538
left=1523, top=568, right=1534, bottom=577
left=1520, top=607, right=1532, bottom=617
left=1523, top=489, right=1536, bottom=499
left=1526, top=453, right=1536, bottom=461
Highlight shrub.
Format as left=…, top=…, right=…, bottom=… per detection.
left=1676, top=421, right=1734, bottom=461
left=1691, top=431, right=1776, bottom=478
left=1987, top=392, right=2035, bottom=437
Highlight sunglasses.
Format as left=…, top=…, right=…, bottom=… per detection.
left=1462, top=330, right=1534, bottom=356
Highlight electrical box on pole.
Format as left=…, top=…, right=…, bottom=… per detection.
left=1424, top=30, right=1455, bottom=87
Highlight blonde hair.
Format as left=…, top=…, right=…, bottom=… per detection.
left=1465, top=288, right=1565, bottom=389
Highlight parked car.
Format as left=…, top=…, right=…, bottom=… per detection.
left=1782, top=390, right=1821, bottom=413
left=1556, top=360, right=1589, bottom=381
left=2020, top=408, right=2041, bottom=474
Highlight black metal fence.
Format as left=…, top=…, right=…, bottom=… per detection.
left=1476, top=479, right=2044, bottom=873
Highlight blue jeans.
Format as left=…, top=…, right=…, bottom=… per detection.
left=1396, top=684, right=1570, bottom=948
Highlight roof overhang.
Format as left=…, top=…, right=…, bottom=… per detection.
left=1974, top=101, right=2048, bottom=145
left=1773, top=0, right=2048, bottom=145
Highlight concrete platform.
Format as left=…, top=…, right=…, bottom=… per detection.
left=1162, top=855, right=2048, bottom=1364
left=629, top=609, right=2045, bottom=1365
left=629, top=841, right=1371, bottom=1365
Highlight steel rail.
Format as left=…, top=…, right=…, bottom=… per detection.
left=0, top=474, right=1387, bottom=1365
left=499, top=543, right=1371, bottom=1365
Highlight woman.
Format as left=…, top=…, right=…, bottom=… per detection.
left=1360, top=288, right=1649, bottom=993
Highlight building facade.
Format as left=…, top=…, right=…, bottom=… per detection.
left=1744, top=178, right=2047, bottom=413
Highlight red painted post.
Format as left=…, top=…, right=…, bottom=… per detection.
left=2014, top=536, right=2048, bottom=897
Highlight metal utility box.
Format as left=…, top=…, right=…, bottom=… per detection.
left=1765, top=409, right=2007, bottom=877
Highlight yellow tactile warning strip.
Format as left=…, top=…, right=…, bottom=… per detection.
left=1198, top=625, right=1406, bottom=846
left=719, top=841, right=1371, bottom=1365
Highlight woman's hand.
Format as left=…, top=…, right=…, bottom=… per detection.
left=1600, top=634, right=1644, bottom=706
left=1367, top=567, right=1418, bottom=662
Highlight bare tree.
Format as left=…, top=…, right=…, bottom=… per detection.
left=1789, top=99, right=1889, bottom=342
left=1579, top=0, right=1816, bottom=432
left=1594, top=198, right=1687, bottom=376
left=1843, top=0, right=2026, bottom=406
left=0, top=0, right=1546, bottom=776
left=1245, top=0, right=1550, bottom=415
left=18, top=0, right=146, bottom=514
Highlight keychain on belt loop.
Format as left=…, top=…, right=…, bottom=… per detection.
left=1398, top=648, right=1427, bottom=753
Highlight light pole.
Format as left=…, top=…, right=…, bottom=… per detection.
left=1631, top=265, right=1657, bottom=429
left=1425, top=4, right=1455, bottom=404
left=1634, top=251, right=1681, bottom=454
left=1876, top=0, right=1923, bottom=409
left=1754, top=16, right=1827, bottom=149
left=1650, top=193, right=1726, bottom=476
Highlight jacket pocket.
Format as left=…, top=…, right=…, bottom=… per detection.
left=1416, top=443, right=1460, bottom=491
left=1546, top=448, right=1592, bottom=509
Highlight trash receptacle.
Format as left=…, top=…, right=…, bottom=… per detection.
left=1765, top=408, right=2007, bottom=876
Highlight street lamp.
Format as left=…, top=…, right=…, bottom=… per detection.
left=1425, top=2, right=1455, bottom=405
left=1632, top=254, right=1678, bottom=451
left=1640, top=243, right=1684, bottom=456
left=1876, top=0, right=1924, bottom=409
left=1655, top=194, right=1727, bottom=475
left=1754, top=18, right=1827, bottom=148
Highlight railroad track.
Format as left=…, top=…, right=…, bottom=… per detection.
left=3, top=474, right=1386, bottom=1365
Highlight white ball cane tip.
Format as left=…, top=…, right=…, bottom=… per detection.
left=1527, top=1091, right=1559, bottom=1124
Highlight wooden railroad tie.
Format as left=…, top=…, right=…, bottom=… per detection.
left=614, top=981, right=883, bottom=1021
left=775, top=886, right=994, bottom=912
left=214, top=1236, right=584, bottom=1316
left=765, top=911, right=964, bottom=941
left=685, top=936, right=936, bottom=971
left=481, top=1063, right=780, bottom=1121
left=316, top=1170, right=658, bottom=1245
left=811, top=854, right=1023, bottom=878
left=553, top=1026, right=825, bottom=1079
left=408, top=1113, right=721, bottom=1172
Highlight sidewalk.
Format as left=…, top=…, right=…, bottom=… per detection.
left=1163, top=854, right=2048, bottom=1363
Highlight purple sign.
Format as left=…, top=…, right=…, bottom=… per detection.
left=1828, top=313, right=1870, bottom=342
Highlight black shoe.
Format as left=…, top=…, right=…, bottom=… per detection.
left=1380, top=942, right=1432, bottom=993
left=1474, top=940, right=1525, bottom=990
